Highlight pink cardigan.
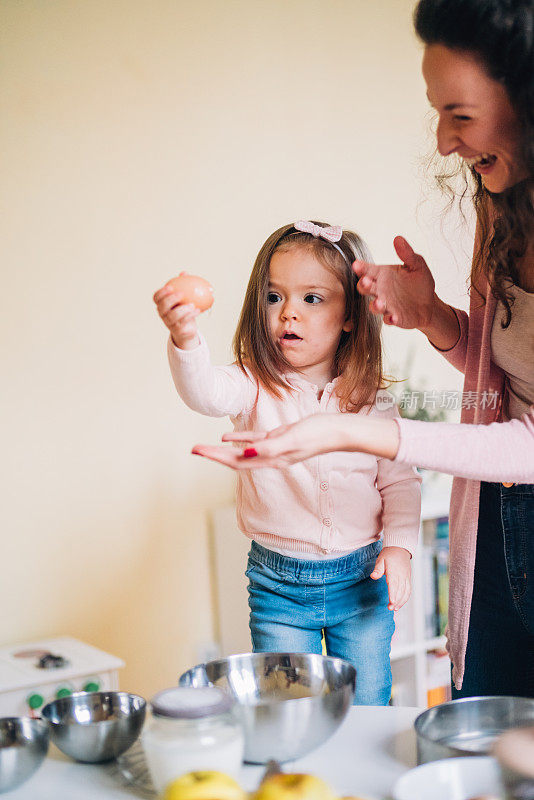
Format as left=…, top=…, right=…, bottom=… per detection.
left=396, top=282, right=534, bottom=688
left=169, top=335, right=421, bottom=556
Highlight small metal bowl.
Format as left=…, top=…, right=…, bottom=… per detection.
left=0, top=717, right=49, bottom=793
left=415, top=696, right=534, bottom=765
left=179, top=652, right=356, bottom=763
left=42, top=691, right=146, bottom=763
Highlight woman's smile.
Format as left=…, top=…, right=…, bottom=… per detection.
left=423, top=44, right=527, bottom=193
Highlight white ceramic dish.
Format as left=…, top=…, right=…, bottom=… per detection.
left=392, top=755, right=503, bottom=800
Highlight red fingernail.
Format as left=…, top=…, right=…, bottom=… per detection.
left=243, top=448, right=258, bottom=458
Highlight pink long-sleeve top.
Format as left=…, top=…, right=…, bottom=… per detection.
left=169, top=335, right=421, bottom=556
left=395, top=279, right=534, bottom=689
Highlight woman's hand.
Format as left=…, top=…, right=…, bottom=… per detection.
left=354, top=236, right=436, bottom=330
left=192, top=414, right=400, bottom=469
left=153, top=283, right=201, bottom=350
left=370, top=545, right=412, bottom=611
left=192, top=414, right=349, bottom=469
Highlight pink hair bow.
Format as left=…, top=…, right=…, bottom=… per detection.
left=294, top=220, right=343, bottom=243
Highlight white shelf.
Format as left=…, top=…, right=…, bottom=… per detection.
left=391, top=635, right=447, bottom=662
left=391, top=473, right=452, bottom=707
left=420, top=472, right=453, bottom=521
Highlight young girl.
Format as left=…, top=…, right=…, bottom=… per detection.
left=153, top=221, right=421, bottom=705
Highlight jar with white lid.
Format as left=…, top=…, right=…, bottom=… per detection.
left=141, top=686, right=244, bottom=795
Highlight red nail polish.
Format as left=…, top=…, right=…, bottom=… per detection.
left=243, top=448, right=258, bottom=458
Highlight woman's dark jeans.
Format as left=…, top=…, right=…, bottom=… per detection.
left=452, top=481, right=534, bottom=699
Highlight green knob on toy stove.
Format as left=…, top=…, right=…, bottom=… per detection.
left=27, top=693, right=44, bottom=710
left=56, top=687, right=72, bottom=699
left=83, top=681, right=100, bottom=693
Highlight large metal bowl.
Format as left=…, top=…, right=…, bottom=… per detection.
left=415, top=696, right=534, bottom=764
left=178, top=652, right=356, bottom=763
left=42, top=691, right=146, bottom=763
left=0, top=717, right=49, bottom=793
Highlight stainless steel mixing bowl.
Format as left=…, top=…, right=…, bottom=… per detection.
left=179, top=652, right=356, bottom=763
left=415, top=696, right=534, bottom=764
left=0, top=717, right=49, bottom=793
left=42, top=691, right=146, bottom=763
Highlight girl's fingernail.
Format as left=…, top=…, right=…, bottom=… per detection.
left=243, top=448, right=258, bottom=458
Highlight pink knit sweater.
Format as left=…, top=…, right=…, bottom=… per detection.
left=169, top=335, right=421, bottom=556
left=396, top=281, right=534, bottom=688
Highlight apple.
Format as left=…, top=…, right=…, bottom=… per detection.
left=252, top=773, right=337, bottom=800
left=163, top=770, right=246, bottom=800
left=167, top=272, right=214, bottom=312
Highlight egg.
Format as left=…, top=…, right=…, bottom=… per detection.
left=167, top=272, right=214, bottom=312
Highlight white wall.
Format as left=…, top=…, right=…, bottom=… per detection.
left=1, top=0, right=470, bottom=697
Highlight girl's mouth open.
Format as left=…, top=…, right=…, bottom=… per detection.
left=280, top=332, right=303, bottom=345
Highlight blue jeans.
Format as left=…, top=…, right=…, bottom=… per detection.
left=245, top=540, right=395, bottom=705
left=452, top=482, right=534, bottom=699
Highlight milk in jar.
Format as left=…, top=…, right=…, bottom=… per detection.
left=141, top=686, right=244, bottom=794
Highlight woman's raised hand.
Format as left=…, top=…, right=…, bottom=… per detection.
left=153, top=283, right=201, bottom=350
left=354, top=236, right=436, bottom=330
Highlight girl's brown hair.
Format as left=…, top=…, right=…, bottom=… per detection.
left=233, top=222, right=387, bottom=413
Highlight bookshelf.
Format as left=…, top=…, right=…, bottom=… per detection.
left=210, top=471, right=453, bottom=709
left=390, top=471, right=452, bottom=708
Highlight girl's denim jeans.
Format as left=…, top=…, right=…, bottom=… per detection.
left=452, top=481, right=534, bottom=699
left=245, top=539, right=395, bottom=705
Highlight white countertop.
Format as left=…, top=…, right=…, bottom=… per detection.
left=9, top=706, right=421, bottom=799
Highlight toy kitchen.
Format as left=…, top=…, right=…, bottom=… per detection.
left=0, top=636, right=124, bottom=717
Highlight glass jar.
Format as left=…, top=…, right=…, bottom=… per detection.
left=141, top=686, right=244, bottom=795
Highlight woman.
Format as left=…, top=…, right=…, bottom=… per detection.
left=193, top=0, right=534, bottom=699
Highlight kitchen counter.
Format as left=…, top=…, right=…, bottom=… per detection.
left=9, top=706, right=420, bottom=799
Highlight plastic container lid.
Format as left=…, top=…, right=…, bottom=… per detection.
left=150, top=686, right=234, bottom=719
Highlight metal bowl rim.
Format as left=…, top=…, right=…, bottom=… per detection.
left=179, top=652, right=356, bottom=705
left=0, top=716, right=50, bottom=743
left=414, top=695, right=534, bottom=737
left=0, top=716, right=50, bottom=727
left=181, top=651, right=356, bottom=680
left=190, top=651, right=355, bottom=669
left=42, top=691, right=147, bottom=724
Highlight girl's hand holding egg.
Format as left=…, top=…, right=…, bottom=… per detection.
left=153, top=272, right=214, bottom=351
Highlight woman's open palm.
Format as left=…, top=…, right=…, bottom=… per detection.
left=354, top=236, right=436, bottom=329
left=192, top=415, right=337, bottom=470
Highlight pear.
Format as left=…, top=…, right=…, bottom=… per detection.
left=163, top=770, right=247, bottom=800
left=252, top=773, right=337, bottom=800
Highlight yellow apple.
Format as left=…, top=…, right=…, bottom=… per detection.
left=252, top=773, right=337, bottom=800
left=163, top=770, right=247, bottom=800
left=339, top=796, right=369, bottom=800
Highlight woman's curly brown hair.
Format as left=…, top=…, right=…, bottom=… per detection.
left=414, top=0, right=534, bottom=326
